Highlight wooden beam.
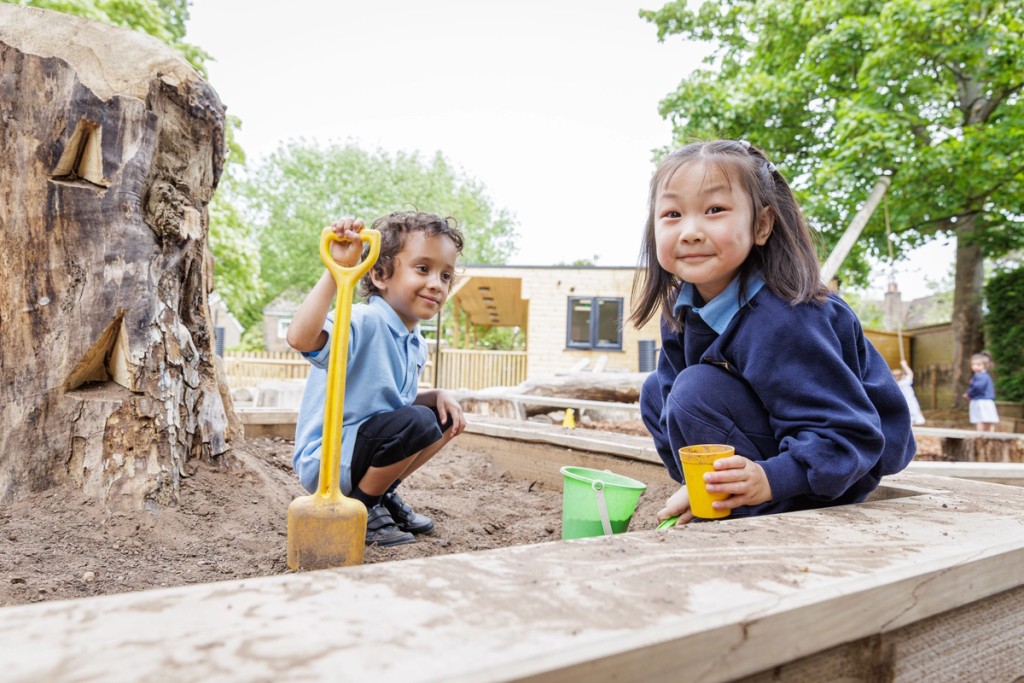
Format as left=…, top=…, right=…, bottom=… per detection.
left=820, top=175, right=891, bottom=283
left=2, top=470, right=1023, bottom=681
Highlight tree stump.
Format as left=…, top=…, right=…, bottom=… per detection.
left=0, top=6, right=236, bottom=508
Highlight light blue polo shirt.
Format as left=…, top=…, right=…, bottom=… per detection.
left=672, top=272, right=765, bottom=334
left=292, top=296, right=427, bottom=494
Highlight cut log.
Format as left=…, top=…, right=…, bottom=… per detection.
left=943, top=436, right=1024, bottom=463
left=458, top=371, right=647, bottom=419
left=0, top=6, right=236, bottom=508
left=516, top=371, right=647, bottom=404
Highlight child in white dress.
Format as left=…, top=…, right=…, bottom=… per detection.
left=893, top=360, right=926, bottom=426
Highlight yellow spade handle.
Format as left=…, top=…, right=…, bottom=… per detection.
left=316, top=226, right=381, bottom=499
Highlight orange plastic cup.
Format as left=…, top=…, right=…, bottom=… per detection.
left=679, top=444, right=734, bottom=519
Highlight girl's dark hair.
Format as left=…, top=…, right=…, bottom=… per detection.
left=629, top=140, right=828, bottom=331
left=359, top=210, right=465, bottom=298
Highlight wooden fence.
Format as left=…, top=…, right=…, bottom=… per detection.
left=430, top=349, right=528, bottom=391
left=223, top=348, right=528, bottom=392
left=223, top=351, right=308, bottom=389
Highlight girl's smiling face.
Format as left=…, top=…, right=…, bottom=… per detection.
left=654, top=160, right=773, bottom=302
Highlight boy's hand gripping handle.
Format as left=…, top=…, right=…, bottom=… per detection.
left=316, top=226, right=381, bottom=499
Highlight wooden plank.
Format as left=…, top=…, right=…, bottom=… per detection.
left=914, top=426, right=1022, bottom=441
left=460, top=433, right=664, bottom=492
left=907, top=461, right=1024, bottom=487
left=491, top=394, right=641, bottom=413
left=464, top=416, right=660, bottom=466
left=2, top=472, right=1023, bottom=681
left=231, top=410, right=1024, bottom=484
left=236, top=408, right=299, bottom=425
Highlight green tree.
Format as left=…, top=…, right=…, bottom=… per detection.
left=985, top=265, right=1024, bottom=402
left=238, top=141, right=518, bottom=318
left=207, top=119, right=263, bottom=344
left=642, top=0, right=1024, bottom=405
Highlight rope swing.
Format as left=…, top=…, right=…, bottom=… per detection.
left=883, top=194, right=906, bottom=365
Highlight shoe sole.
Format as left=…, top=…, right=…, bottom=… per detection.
left=366, top=533, right=416, bottom=548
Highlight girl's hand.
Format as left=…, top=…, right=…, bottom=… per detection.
left=327, top=217, right=365, bottom=267
left=704, top=455, right=772, bottom=510
left=657, top=485, right=693, bottom=525
left=436, top=390, right=465, bottom=437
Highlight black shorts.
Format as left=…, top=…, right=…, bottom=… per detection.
left=350, top=405, right=450, bottom=487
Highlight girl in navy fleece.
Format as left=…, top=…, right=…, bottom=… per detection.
left=964, top=352, right=999, bottom=432
left=629, top=140, right=915, bottom=525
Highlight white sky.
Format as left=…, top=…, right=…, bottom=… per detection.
left=184, top=1, right=951, bottom=298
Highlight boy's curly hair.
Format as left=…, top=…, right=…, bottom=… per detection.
left=359, top=210, right=465, bottom=298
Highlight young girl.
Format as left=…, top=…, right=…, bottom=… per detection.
left=630, top=140, right=915, bottom=525
left=964, top=352, right=999, bottom=432
left=289, top=212, right=466, bottom=547
left=893, top=359, right=926, bottom=426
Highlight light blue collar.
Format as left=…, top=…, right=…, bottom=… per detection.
left=368, top=295, right=420, bottom=337
left=672, top=273, right=765, bottom=334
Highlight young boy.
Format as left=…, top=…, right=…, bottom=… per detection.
left=288, top=212, right=466, bottom=547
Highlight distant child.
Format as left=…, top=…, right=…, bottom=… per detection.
left=289, top=212, right=466, bottom=547
left=964, top=352, right=999, bottom=432
left=629, top=140, right=915, bottom=525
left=893, top=360, right=926, bottom=426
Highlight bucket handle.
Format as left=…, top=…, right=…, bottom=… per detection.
left=591, top=480, right=613, bottom=536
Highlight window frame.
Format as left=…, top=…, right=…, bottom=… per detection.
left=565, top=296, right=624, bottom=351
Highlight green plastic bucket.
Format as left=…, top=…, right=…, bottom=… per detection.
left=560, top=466, right=647, bottom=540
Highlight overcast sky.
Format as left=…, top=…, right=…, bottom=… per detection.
left=185, top=1, right=706, bottom=268
left=184, top=1, right=950, bottom=298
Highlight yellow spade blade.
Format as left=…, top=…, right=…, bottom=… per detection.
left=287, top=493, right=367, bottom=570
left=287, top=227, right=381, bottom=571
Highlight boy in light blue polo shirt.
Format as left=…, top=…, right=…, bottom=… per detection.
left=288, top=212, right=466, bottom=547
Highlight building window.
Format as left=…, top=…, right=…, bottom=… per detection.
left=277, top=317, right=291, bottom=339
left=566, top=297, right=623, bottom=350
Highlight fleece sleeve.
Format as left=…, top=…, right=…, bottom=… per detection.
left=731, top=296, right=889, bottom=502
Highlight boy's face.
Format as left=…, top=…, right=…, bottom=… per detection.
left=971, top=359, right=987, bottom=373
left=372, top=231, right=459, bottom=331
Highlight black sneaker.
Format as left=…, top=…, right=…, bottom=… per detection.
left=382, top=491, right=435, bottom=535
left=365, top=504, right=415, bottom=547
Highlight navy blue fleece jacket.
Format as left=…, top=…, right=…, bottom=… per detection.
left=653, top=287, right=915, bottom=512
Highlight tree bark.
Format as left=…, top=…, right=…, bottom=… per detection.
left=0, top=7, right=237, bottom=508
left=950, top=217, right=986, bottom=408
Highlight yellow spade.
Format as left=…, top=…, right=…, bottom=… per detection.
left=287, top=226, right=381, bottom=571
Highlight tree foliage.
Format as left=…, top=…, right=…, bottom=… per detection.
left=643, top=0, right=1024, bottom=269
left=642, top=0, right=1024, bottom=401
left=237, top=141, right=518, bottom=321
left=207, top=120, right=263, bottom=338
left=985, top=265, right=1024, bottom=402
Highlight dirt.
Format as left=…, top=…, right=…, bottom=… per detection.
left=0, top=416, right=955, bottom=608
